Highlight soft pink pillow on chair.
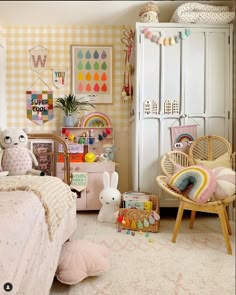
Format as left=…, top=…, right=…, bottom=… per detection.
left=212, top=167, right=236, bottom=200
left=56, top=240, right=110, bottom=285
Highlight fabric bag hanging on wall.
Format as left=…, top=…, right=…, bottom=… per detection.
left=29, top=45, right=48, bottom=73
left=170, top=124, right=197, bottom=153
left=26, top=77, right=53, bottom=125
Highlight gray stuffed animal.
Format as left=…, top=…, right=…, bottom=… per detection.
left=0, top=127, right=44, bottom=176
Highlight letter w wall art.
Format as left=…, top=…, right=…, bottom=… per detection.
left=29, top=45, right=48, bottom=73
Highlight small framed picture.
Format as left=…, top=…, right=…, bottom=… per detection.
left=71, top=45, right=112, bottom=103
left=29, top=140, right=54, bottom=176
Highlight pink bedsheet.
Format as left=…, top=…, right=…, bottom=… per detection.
left=0, top=190, right=77, bottom=295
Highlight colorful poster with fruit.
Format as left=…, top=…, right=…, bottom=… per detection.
left=71, top=45, right=112, bottom=103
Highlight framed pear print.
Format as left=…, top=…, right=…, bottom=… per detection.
left=71, top=45, right=112, bottom=103
left=29, top=139, right=54, bottom=176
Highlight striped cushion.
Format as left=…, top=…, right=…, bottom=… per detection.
left=168, top=165, right=216, bottom=204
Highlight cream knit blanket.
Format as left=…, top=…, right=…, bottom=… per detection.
left=171, top=2, right=235, bottom=24
left=0, top=175, right=76, bottom=240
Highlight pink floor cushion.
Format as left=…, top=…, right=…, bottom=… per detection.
left=56, top=240, right=110, bottom=285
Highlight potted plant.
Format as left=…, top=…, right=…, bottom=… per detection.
left=55, top=93, right=95, bottom=127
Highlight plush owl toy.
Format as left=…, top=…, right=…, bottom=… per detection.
left=0, top=127, right=44, bottom=176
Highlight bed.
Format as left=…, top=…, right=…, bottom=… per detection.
left=0, top=133, right=77, bottom=295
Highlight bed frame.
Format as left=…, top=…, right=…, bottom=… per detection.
left=28, top=133, right=70, bottom=184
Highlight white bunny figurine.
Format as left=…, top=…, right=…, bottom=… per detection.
left=98, top=171, right=121, bottom=223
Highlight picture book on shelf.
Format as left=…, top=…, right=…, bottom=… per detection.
left=122, top=191, right=150, bottom=201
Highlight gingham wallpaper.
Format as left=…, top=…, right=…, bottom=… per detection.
left=4, top=25, right=129, bottom=132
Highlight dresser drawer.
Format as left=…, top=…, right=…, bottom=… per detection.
left=56, top=161, right=116, bottom=211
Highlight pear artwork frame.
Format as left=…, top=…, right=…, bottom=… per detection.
left=71, top=45, right=112, bottom=104
left=29, top=139, right=54, bottom=176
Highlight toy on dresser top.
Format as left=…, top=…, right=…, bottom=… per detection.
left=59, top=127, right=115, bottom=163
left=61, top=127, right=112, bottom=145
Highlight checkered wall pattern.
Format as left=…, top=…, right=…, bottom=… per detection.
left=5, top=25, right=129, bottom=131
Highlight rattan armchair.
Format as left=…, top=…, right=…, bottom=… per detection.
left=188, top=135, right=235, bottom=234
left=156, top=138, right=235, bottom=255
left=189, top=135, right=232, bottom=166
left=160, top=150, right=190, bottom=177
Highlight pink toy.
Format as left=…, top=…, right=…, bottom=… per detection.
left=0, top=127, right=44, bottom=176
left=98, top=171, right=121, bottom=223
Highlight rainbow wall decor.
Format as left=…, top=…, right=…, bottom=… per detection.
left=80, top=112, right=112, bottom=127
left=71, top=45, right=112, bottom=103
left=170, top=124, right=197, bottom=153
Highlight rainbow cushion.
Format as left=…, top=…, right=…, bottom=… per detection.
left=168, top=165, right=216, bottom=204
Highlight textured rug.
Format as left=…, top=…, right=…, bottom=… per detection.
left=50, top=212, right=235, bottom=295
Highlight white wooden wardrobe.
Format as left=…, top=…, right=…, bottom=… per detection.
left=130, top=22, right=233, bottom=207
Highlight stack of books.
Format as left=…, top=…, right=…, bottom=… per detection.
left=121, top=191, right=153, bottom=210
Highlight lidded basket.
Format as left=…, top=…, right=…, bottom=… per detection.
left=139, top=1, right=160, bottom=23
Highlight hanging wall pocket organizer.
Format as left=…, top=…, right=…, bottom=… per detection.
left=26, top=77, right=53, bottom=125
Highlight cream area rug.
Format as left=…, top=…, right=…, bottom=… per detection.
left=50, top=212, right=235, bottom=295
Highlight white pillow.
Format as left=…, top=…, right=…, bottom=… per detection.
left=212, top=167, right=235, bottom=200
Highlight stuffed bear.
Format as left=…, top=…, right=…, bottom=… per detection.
left=0, top=127, right=44, bottom=176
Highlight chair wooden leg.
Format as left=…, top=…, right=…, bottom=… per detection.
left=172, top=201, right=184, bottom=243
left=223, top=205, right=232, bottom=235
left=189, top=210, right=196, bottom=229
left=218, top=205, right=232, bottom=255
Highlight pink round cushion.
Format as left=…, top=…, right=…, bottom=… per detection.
left=212, top=167, right=236, bottom=200
left=56, top=240, right=110, bottom=285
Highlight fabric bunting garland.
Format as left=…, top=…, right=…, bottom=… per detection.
left=142, top=28, right=191, bottom=46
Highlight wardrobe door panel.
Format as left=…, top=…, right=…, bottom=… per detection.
left=141, top=34, right=161, bottom=101
left=139, top=118, right=159, bottom=194
left=130, top=117, right=139, bottom=191
left=185, top=117, right=205, bottom=137
left=207, top=118, right=227, bottom=137
left=163, top=35, right=181, bottom=100
left=184, top=32, right=205, bottom=114
left=159, top=118, right=181, bottom=206
left=207, top=32, right=228, bottom=114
